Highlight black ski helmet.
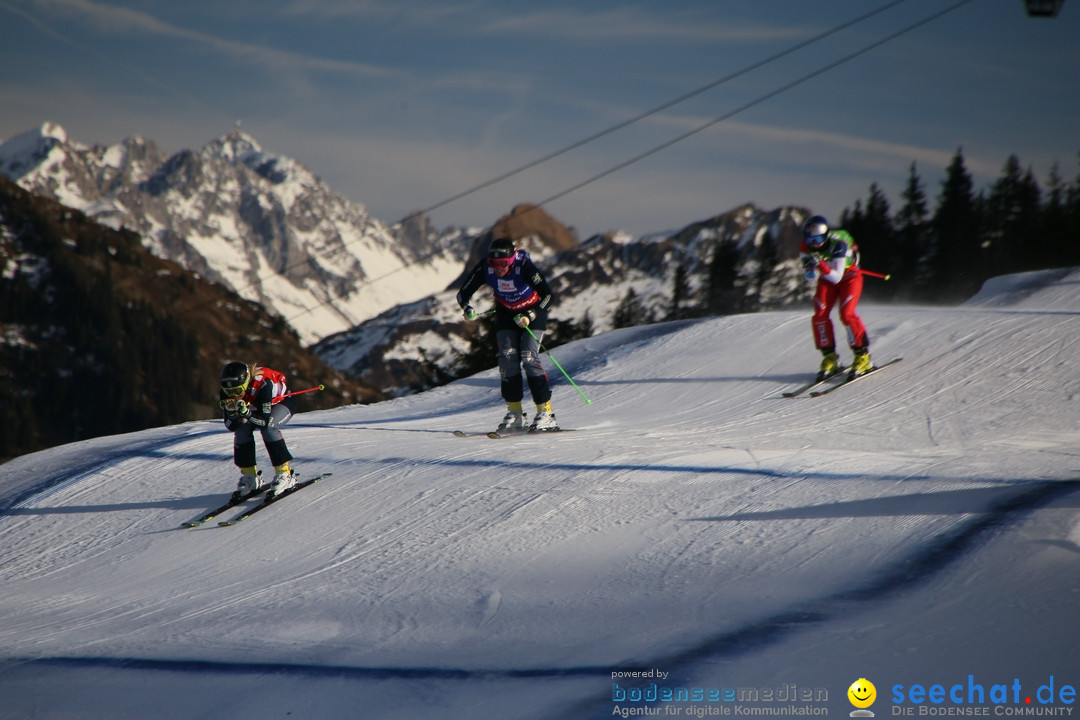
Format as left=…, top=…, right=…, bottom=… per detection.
left=220, top=361, right=250, bottom=395
left=487, top=237, right=515, bottom=259
left=802, top=215, right=830, bottom=250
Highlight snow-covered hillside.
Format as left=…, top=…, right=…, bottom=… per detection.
left=1, top=269, right=1078, bottom=720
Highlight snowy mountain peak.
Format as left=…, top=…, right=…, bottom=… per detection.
left=5, top=120, right=70, bottom=147
left=202, top=129, right=310, bottom=187
left=208, top=128, right=264, bottom=161
left=0, top=123, right=472, bottom=344
left=0, top=121, right=74, bottom=177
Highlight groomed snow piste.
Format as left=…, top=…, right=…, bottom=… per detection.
left=1, top=269, right=1078, bottom=719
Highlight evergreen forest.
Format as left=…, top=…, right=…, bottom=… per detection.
left=843, top=149, right=1080, bottom=303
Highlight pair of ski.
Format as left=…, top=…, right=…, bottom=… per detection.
left=782, top=357, right=902, bottom=398
left=181, top=472, right=331, bottom=528
left=453, top=428, right=567, bottom=440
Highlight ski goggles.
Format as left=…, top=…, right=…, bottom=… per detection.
left=486, top=254, right=514, bottom=271
left=806, top=234, right=827, bottom=250
left=221, top=379, right=249, bottom=397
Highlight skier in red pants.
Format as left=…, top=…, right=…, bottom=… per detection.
left=799, top=215, right=874, bottom=381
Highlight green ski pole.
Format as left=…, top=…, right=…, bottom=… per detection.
left=523, top=325, right=592, bottom=405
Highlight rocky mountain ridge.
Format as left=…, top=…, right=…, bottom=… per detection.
left=316, top=203, right=813, bottom=395
left=2, top=123, right=814, bottom=400
left=0, top=122, right=471, bottom=345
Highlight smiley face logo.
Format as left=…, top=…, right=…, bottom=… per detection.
left=848, top=678, right=877, bottom=709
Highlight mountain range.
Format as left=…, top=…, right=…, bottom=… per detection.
left=1, top=123, right=814, bottom=398
left=0, top=122, right=471, bottom=346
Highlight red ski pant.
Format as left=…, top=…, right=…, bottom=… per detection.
left=811, top=270, right=868, bottom=350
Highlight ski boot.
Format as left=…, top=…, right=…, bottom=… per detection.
left=267, top=462, right=296, bottom=501
left=231, top=468, right=261, bottom=502
left=849, top=348, right=874, bottom=379
left=529, top=401, right=559, bottom=432
left=530, top=411, right=559, bottom=432
left=497, top=408, right=527, bottom=434
left=816, top=350, right=842, bottom=382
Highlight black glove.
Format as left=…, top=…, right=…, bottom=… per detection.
left=462, top=303, right=477, bottom=321
left=801, top=256, right=816, bottom=271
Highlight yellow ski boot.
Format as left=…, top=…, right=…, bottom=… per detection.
left=850, top=348, right=874, bottom=378
left=817, top=351, right=841, bottom=382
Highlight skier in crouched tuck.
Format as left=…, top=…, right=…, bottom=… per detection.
left=456, top=237, right=559, bottom=433
left=799, top=215, right=875, bottom=381
left=219, top=361, right=298, bottom=501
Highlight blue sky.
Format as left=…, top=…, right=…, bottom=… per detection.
left=1, top=0, right=1076, bottom=238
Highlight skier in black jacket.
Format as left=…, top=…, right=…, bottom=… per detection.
left=457, top=237, right=559, bottom=432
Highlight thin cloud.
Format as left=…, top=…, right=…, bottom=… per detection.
left=478, top=8, right=807, bottom=43
left=31, top=0, right=406, bottom=80
left=537, top=86, right=984, bottom=180
left=714, top=120, right=1002, bottom=179
left=275, top=0, right=805, bottom=43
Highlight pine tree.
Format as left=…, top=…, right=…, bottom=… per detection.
left=839, top=200, right=863, bottom=231
left=750, top=231, right=783, bottom=310
left=546, top=310, right=595, bottom=347
left=1063, top=151, right=1080, bottom=266
left=1040, top=163, right=1073, bottom=267
left=985, top=155, right=1042, bottom=275
left=842, top=184, right=894, bottom=300
left=667, top=264, right=690, bottom=320
left=894, top=162, right=931, bottom=299
left=703, top=240, right=741, bottom=315
left=931, top=148, right=981, bottom=300
left=612, top=288, right=652, bottom=329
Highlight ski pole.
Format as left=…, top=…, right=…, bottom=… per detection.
left=272, top=384, right=325, bottom=404
left=523, top=325, right=592, bottom=405
left=861, top=269, right=892, bottom=280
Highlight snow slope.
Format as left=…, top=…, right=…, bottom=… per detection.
left=1, top=270, right=1078, bottom=720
